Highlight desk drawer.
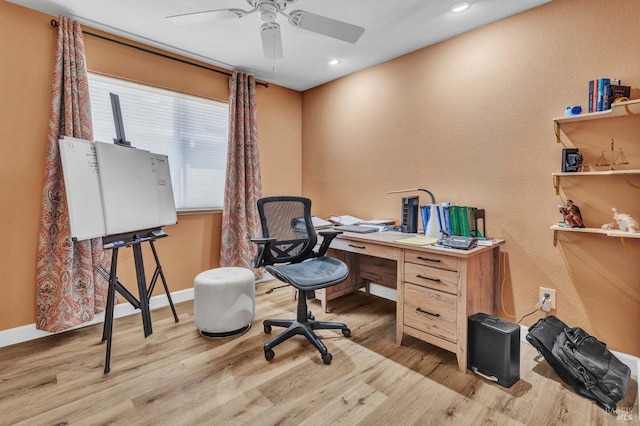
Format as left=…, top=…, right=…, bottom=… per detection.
left=403, top=283, right=457, bottom=342
left=404, top=262, right=459, bottom=295
left=331, top=238, right=399, bottom=260
left=405, top=250, right=458, bottom=272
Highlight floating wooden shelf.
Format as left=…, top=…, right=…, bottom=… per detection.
left=554, top=99, right=640, bottom=125
left=554, top=99, right=640, bottom=143
left=552, top=169, right=640, bottom=194
left=551, top=99, right=639, bottom=249
left=550, top=225, right=640, bottom=246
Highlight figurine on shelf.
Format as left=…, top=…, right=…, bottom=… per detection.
left=558, top=199, right=585, bottom=228
left=612, top=208, right=638, bottom=233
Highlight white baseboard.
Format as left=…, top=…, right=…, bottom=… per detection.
left=0, top=288, right=194, bottom=349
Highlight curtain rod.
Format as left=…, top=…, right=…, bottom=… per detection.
left=50, top=19, right=269, bottom=88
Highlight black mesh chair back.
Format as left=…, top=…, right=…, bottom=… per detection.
left=252, top=196, right=351, bottom=364
left=257, top=197, right=317, bottom=265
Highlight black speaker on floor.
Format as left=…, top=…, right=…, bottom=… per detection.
left=467, top=313, right=520, bottom=388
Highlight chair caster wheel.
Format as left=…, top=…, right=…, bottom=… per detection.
left=265, top=349, right=275, bottom=361
left=342, top=328, right=351, bottom=337
left=264, top=324, right=272, bottom=334
left=308, top=310, right=315, bottom=321
left=322, top=352, right=332, bottom=365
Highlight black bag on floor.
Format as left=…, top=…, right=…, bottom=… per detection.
left=526, top=316, right=573, bottom=384
left=526, top=316, right=631, bottom=412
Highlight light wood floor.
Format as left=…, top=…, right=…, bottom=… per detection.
left=1, top=282, right=637, bottom=425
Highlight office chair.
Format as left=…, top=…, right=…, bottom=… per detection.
left=252, top=196, right=351, bottom=364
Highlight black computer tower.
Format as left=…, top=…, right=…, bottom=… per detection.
left=467, top=313, right=520, bottom=388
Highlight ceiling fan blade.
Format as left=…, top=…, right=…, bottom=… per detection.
left=167, top=8, right=247, bottom=26
left=260, top=23, right=284, bottom=60
left=287, top=10, right=365, bottom=43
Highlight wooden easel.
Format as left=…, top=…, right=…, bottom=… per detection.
left=97, top=228, right=178, bottom=373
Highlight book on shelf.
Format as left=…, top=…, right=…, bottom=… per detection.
left=611, top=85, right=631, bottom=103
left=597, top=78, right=609, bottom=112
left=588, top=80, right=595, bottom=113
left=590, top=78, right=621, bottom=112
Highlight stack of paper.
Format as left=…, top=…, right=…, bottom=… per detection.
left=311, top=216, right=333, bottom=229
left=394, top=236, right=438, bottom=246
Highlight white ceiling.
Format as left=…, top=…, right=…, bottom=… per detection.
left=9, top=0, right=551, bottom=91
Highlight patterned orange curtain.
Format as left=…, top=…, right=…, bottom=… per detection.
left=35, top=17, right=109, bottom=331
left=220, top=70, right=262, bottom=274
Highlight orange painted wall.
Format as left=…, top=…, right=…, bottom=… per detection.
left=301, top=0, right=640, bottom=355
left=0, top=1, right=301, bottom=332
left=2, top=0, right=638, bottom=357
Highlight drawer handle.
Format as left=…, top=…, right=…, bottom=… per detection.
left=348, top=244, right=366, bottom=249
left=416, top=274, right=441, bottom=283
left=416, top=308, right=440, bottom=317
left=417, top=256, right=441, bottom=263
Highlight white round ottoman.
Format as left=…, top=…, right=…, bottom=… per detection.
left=194, top=267, right=255, bottom=338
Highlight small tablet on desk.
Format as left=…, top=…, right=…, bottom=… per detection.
left=333, top=225, right=378, bottom=234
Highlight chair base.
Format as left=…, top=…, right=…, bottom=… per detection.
left=199, top=323, right=251, bottom=339
left=262, top=291, right=351, bottom=364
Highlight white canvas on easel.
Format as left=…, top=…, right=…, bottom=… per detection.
left=150, top=153, right=178, bottom=227
left=58, top=137, right=106, bottom=240
left=95, top=141, right=162, bottom=235
left=59, top=138, right=178, bottom=240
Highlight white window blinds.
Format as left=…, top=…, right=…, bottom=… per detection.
left=88, top=73, right=229, bottom=210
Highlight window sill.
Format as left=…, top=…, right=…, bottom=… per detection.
left=177, top=208, right=223, bottom=216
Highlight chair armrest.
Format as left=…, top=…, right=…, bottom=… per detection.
left=316, top=230, right=342, bottom=257
left=251, top=237, right=276, bottom=268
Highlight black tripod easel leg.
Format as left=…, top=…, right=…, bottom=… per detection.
left=148, top=240, right=179, bottom=323
left=132, top=242, right=153, bottom=338
left=102, top=247, right=119, bottom=374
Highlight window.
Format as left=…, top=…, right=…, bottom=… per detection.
left=88, top=73, right=229, bottom=210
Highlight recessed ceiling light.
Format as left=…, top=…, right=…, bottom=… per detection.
left=450, top=1, right=470, bottom=13
left=328, top=59, right=341, bottom=65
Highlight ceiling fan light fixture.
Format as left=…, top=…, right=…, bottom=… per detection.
left=258, top=2, right=279, bottom=23
left=450, top=1, right=471, bottom=13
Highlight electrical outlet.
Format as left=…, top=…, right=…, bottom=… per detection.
left=539, top=287, right=556, bottom=310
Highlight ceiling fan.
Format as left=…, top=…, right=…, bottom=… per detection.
left=166, top=0, right=365, bottom=60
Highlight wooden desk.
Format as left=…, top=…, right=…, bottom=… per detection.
left=323, top=231, right=503, bottom=372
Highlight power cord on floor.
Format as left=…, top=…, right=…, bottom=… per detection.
left=265, top=284, right=289, bottom=294
left=516, top=307, right=540, bottom=325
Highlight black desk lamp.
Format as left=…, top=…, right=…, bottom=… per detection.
left=386, top=188, right=436, bottom=204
